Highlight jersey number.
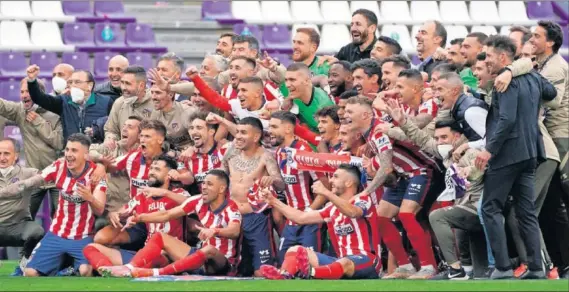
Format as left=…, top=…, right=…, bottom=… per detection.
left=148, top=222, right=171, bottom=234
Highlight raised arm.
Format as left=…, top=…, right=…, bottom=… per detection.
left=26, top=65, right=64, bottom=115
left=189, top=74, right=231, bottom=112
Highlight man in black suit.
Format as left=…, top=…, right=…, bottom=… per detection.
left=476, top=35, right=556, bottom=279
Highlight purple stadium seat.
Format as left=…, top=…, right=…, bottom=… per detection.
left=94, top=1, right=124, bottom=16
left=202, top=1, right=241, bottom=24
left=526, top=1, right=556, bottom=20
left=62, top=1, right=94, bottom=17
left=233, top=24, right=262, bottom=41
left=94, top=22, right=127, bottom=51
left=94, top=52, right=116, bottom=79
left=263, top=24, right=292, bottom=53
left=61, top=52, right=91, bottom=71
left=125, top=23, right=167, bottom=54
left=0, top=52, right=27, bottom=79
left=126, top=52, right=154, bottom=71
left=30, top=52, right=60, bottom=79
left=63, top=22, right=95, bottom=47
left=94, top=1, right=136, bottom=23
left=0, top=80, right=21, bottom=102
left=271, top=54, right=292, bottom=68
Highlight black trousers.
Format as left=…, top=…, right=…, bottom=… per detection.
left=481, top=158, right=542, bottom=271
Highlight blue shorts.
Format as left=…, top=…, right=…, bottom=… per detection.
left=119, top=249, right=136, bottom=264
left=239, top=212, right=275, bottom=274
left=315, top=252, right=380, bottom=279
left=382, top=174, right=431, bottom=207
left=278, top=224, right=320, bottom=265
left=27, top=232, right=93, bottom=276
left=122, top=222, right=147, bottom=251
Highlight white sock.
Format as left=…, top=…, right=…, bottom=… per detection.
left=420, top=265, right=435, bottom=271
left=153, top=268, right=159, bottom=276
left=463, top=265, right=473, bottom=272
left=125, top=264, right=134, bottom=270
left=400, top=263, right=414, bottom=270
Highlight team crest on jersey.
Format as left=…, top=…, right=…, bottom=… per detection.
left=10, top=177, right=19, bottom=183
left=334, top=223, right=355, bottom=236
left=171, top=123, right=179, bottom=130
left=211, top=155, right=220, bottom=166
left=142, top=109, right=151, bottom=117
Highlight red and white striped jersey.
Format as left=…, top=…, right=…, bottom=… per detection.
left=336, top=149, right=382, bottom=205
left=363, top=119, right=438, bottom=177
left=403, top=99, right=438, bottom=118
left=124, top=188, right=190, bottom=243
left=113, top=150, right=150, bottom=199
left=276, top=139, right=323, bottom=225
left=221, top=81, right=283, bottom=103
left=181, top=196, right=241, bottom=263
left=41, top=160, right=108, bottom=240
left=177, top=145, right=227, bottom=192
left=318, top=194, right=380, bottom=258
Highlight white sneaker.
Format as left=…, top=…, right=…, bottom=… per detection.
left=19, top=256, right=29, bottom=271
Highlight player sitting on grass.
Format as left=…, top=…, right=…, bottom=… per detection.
left=83, top=154, right=189, bottom=273
left=98, top=169, right=242, bottom=278
left=259, top=164, right=381, bottom=280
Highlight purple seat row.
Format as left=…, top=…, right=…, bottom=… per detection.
left=63, top=1, right=136, bottom=23
left=0, top=52, right=155, bottom=80
left=62, top=22, right=167, bottom=54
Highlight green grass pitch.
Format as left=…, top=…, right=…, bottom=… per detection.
left=0, top=261, right=567, bottom=291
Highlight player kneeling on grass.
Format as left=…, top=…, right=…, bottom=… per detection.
left=259, top=164, right=381, bottom=280
left=83, top=154, right=189, bottom=273
left=98, top=169, right=242, bottom=278
left=1, top=134, right=109, bottom=277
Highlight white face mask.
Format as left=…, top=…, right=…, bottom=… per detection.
left=52, top=77, right=67, bottom=94
left=0, top=166, right=14, bottom=176
left=437, top=144, right=453, bottom=159
left=70, top=87, right=86, bottom=103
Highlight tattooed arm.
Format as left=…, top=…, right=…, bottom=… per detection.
left=361, top=149, right=394, bottom=195
left=220, top=143, right=237, bottom=173
left=263, top=151, right=286, bottom=192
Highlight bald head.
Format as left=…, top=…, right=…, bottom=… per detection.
left=52, top=63, right=74, bottom=80
left=108, top=55, right=130, bottom=88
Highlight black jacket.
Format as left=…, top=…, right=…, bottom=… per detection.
left=485, top=69, right=556, bottom=170
left=335, top=37, right=376, bottom=63
left=28, top=79, right=113, bottom=141
left=94, top=81, right=122, bottom=102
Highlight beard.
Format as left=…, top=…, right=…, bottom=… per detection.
left=270, top=135, right=285, bottom=147
left=331, top=82, right=346, bottom=97
left=148, top=177, right=165, bottom=188
left=352, top=29, right=369, bottom=46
